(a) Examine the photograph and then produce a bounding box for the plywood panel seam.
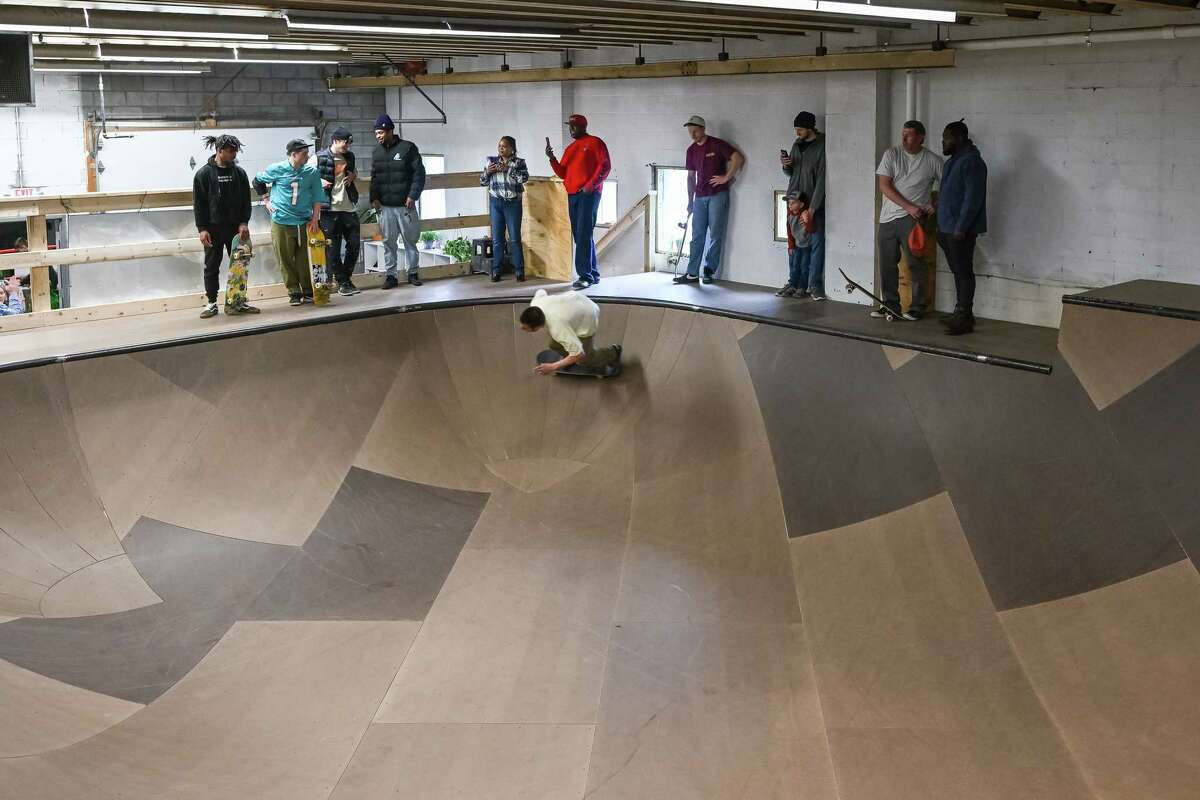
[327,621,425,799]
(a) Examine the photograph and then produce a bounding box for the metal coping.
[0,293,1055,376]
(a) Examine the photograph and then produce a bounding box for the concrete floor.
[0,287,1197,798]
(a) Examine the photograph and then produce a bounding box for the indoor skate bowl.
[0,295,1197,799]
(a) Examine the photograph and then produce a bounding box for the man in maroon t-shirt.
[675,115,744,285]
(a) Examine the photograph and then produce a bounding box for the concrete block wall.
[0,72,88,194]
[889,7,1200,326]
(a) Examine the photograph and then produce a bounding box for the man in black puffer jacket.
[192,134,253,318]
[316,127,361,296]
[369,114,426,288]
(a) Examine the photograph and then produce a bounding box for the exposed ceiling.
[4,0,1197,70]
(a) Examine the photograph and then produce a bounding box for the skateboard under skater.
[536,349,622,379]
[839,268,910,322]
[224,240,254,313]
[307,228,332,306]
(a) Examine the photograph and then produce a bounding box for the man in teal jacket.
[254,139,324,305]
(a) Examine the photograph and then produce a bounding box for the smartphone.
[780,149,789,158]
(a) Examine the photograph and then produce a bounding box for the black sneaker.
[289,295,303,306]
[810,291,827,301]
[491,273,502,283]
[613,344,622,360]
[775,285,796,297]
[408,274,423,287]
[945,314,975,336]
[200,303,219,319]
[700,273,714,285]
[382,275,399,290]
[516,274,527,282]
[337,284,356,297]
[229,303,261,315]
[571,279,592,289]
[346,280,360,292]
[672,274,698,284]
[301,295,314,305]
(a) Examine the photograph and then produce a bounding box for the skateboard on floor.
[307,229,332,306]
[224,240,252,313]
[536,349,622,379]
[839,268,909,321]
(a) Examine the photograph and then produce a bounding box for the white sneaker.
[869,308,887,319]
[901,312,919,321]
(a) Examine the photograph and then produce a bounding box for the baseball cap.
[565,113,588,127]
[684,115,706,128]
[285,139,311,155]
[331,126,353,142]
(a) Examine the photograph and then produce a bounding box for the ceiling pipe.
[846,22,1200,52]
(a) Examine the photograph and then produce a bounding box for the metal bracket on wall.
[373,54,447,124]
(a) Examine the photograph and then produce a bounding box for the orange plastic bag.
[907,221,927,254]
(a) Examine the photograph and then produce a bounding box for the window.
[774,190,789,242]
[596,180,618,226]
[419,154,446,221]
[654,166,689,255]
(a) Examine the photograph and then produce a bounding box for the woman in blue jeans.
[480,136,529,282]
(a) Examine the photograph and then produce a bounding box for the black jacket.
[192,157,252,230]
[316,147,359,209]
[370,136,426,207]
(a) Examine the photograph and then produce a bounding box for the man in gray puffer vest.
[370,114,426,288]
[781,111,827,300]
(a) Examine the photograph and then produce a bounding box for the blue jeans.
[687,191,730,278]
[567,190,601,283]
[489,195,525,276]
[788,232,825,294]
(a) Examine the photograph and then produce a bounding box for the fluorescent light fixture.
[670,0,956,23]
[286,19,562,38]
[33,59,210,73]
[40,34,346,51]
[0,1,281,19]
[0,23,268,39]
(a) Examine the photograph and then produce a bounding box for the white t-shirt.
[530,289,599,356]
[877,146,943,224]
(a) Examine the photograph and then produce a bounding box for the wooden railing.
[0,172,495,317]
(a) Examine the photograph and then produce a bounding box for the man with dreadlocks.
[193,134,255,318]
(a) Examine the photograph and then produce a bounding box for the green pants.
[550,336,619,371]
[271,222,314,298]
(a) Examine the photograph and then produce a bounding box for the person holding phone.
[781,111,827,300]
[545,114,610,289]
[480,136,529,282]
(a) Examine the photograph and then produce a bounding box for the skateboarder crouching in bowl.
[520,288,622,377]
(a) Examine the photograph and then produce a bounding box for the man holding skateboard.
[254,139,323,306]
[520,288,621,377]
[317,127,361,296]
[875,120,943,321]
[675,115,743,285]
[193,134,255,318]
[545,114,610,289]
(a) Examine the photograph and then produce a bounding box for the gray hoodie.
[782,133,826,221]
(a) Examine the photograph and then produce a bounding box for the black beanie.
[794,111,816,129]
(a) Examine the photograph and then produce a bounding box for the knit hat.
[374,114,395,131]
[331,126,353,142]
[794,111,816,129]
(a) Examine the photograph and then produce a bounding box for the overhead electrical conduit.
[847,22,1200,52]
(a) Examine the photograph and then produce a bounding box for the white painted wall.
[0,73,87,195]
[888,8,1200,325]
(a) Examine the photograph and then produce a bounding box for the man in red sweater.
[545,114,610,289]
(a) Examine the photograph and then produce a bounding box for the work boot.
[408,273,423,287]
[382,275,399,290]
[200,303,219,319]
[944,310,975,336]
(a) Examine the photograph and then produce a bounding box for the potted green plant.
[443,236,472,264]
[420,231,440,250]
